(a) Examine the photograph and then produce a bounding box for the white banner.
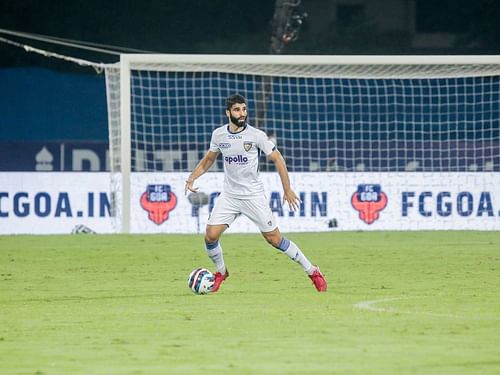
[130,172,500,233]
[0,173,113,234]
[1,172,499,234]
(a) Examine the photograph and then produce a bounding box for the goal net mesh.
[106,59,500,175]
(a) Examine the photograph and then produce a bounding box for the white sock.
[205,240,226,274]
[277,238,314,274]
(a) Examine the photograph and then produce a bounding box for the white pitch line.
[354,296,463,318]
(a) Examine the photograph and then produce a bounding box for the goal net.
[106,55,500,233]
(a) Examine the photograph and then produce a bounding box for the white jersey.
[209,124,276,198]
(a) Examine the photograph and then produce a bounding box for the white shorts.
[207,193,277,233]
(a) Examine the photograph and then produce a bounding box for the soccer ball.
[188,268,214,294]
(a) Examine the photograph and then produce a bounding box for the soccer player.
[185,94,327,293]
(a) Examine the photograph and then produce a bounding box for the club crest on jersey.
[351,184,387,224]
[140,184,177,225]
[243,141,253,152]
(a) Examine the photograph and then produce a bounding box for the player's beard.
[230,114,246,128]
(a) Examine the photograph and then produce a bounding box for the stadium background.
[1,2,499,374]
[2,0,500,172]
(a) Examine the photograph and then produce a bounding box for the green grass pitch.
[1,231,499,374]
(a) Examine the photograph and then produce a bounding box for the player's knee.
[205,224,227,244]
[204,228,222,244]
[204,233,219,244]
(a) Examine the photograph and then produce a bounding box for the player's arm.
[267,149,301,211]
[185,150,219,194]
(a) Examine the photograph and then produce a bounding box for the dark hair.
[226,94,246,110]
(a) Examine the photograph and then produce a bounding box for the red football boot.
[309,267,327,292]
[211,270,229,293]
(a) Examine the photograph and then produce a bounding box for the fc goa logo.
[140,184,177,225]
[351,184,387,224]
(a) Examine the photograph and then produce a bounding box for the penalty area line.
[354,296,463,319]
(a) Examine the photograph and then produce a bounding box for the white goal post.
[106,54,500,233]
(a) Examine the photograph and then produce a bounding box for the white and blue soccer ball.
[188,268,214,294]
